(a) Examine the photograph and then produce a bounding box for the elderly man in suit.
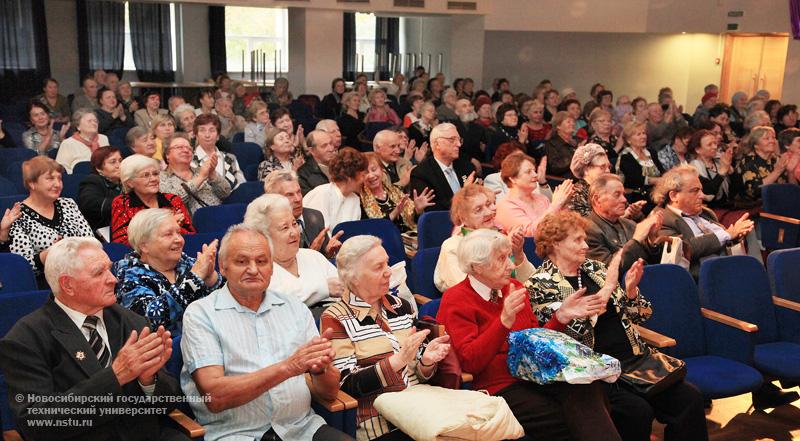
[0,237,186,441]
[373,129,413,188]
[585,173,663,276]
[264,169,343,258]
[298,130,336,195]
[409,122,476,212]
[653,165,754,278]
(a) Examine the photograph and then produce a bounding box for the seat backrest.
[60,174,83,201]
[0,176,18,197]
[699,256,779,344]
[418,298,441,320]
[0,195,25,214]
[244,163,260,182]
[333,219,406,265]
[102,242,132,263]
[71,161,93,175]
[224,181,264,205]
[0,148,36,167]
[766,248,800,341]
[417,211,453,250]
[638,264,705,358]
[763,184,800,219]
[412,247,443,300]
[0,253,37,293]
[231,132,245,143]
[165,334,183,379]
[193,203,247,233]
[363,122,393,141]
[231,142,264,169]
[183,232,223,259]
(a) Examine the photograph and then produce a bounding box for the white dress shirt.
[302,182,361,230]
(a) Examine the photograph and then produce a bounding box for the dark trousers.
[606,380,708,441]
[497,380,622,441]
[260,424,355,441]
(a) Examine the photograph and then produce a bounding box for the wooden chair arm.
[3,430,23,441]
[773,296,800,313]
[169,409,205,438]
[700,308,758,332]
[461,372,474,383]
[633,325,676,348]
[414,294,433,305]
[544,175,564,183]
[305,375,358,412]
[761,212,800,225]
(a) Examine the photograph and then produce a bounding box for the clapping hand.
[557,288,606,324]
[285,328,336,376]
[191,239,219,286]
[412,188,435,214]
[415,141,429,163]
[508,225,525,263]
[624,258,645,299]
[420,334,451,366]
[0,202,21,241]
[725,212,754,240]
[388,327,430,372]
[536,156,548,185]
[550,179,574,209]
[113,326,171,386]
[623,200,646,220]
[403,139,417,162]
[137,326,173,384]
[500,287,528,329]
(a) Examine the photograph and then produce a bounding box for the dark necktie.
[490,289,501,304]
[384,163,399,183]
[297,218,309,247]
[83,316,110,367]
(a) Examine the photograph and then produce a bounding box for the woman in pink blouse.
[495,151,574,236]
[364,88,401,125]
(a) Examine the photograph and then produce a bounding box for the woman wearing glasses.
[111,154,195,246]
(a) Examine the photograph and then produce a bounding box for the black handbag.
[619,349,687,398]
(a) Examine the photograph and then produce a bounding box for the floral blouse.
[22,128,62,155]
[566,179,591,217]
[113,251,224,335]
[257,155,294,181]
[736,151,786,201]
[524,258,653,356]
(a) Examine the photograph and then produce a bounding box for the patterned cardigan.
[524,258,653,356]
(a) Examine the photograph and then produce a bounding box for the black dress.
[78,174,123,230]
[337,112,365,150]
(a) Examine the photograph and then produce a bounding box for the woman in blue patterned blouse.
[113,208,223,335]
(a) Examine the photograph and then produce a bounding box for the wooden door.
[720,33,789,102]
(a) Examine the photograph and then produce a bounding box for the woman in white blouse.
[302,147,368,230]
[56,108,110,174]
[244,193,344,318]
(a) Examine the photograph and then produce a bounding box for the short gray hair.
[651,164,698,206]
[173,103,196,120]
[373,129,395,149]
[456,229,511,275]
[336,235,382,286]
[72,108,96,128]
[126,126,149,148]
[127,208,175,253]
[219,223,270,263]
[570,143,608,179]
[243,193,293,237]
[119,154,160,192]
[316,119,337,132]
[430,122,456,145]
[45,237,103,296]
[263,169,299,193]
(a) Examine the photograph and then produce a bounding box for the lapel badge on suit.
[75,351,86,361]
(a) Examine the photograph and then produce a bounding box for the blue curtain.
[342,12,357,81]
[375,17,399,81]
[129,2,175,82]
[77,0,124,81]
[0,0,50,101]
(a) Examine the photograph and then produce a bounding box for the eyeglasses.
[136,170,160,180]
[440,136,463,145]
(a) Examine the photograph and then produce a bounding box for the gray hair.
[45,237,103,296]
[430,122,456,145]
[570,143,608,179]
[651,164,698,206]
[589,173,623,201]
[744,110,769,131]
[263,169,299,193]
[316,119,337,132]
[306,129,329,150]
[373,129,395,149]
[125,126,150,148]
[746,126,776,153]
[243,193,293,237]
[219,223,270,263]
[72,108,96,128]
[119,154,160,192]
[173,103,196,120]
[127,208,175,254]
[336,235,383,287]
[456,229,511,275]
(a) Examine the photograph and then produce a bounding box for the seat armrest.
[633,325,676,348]
[773,296,800,313]
[761,212,800,225]
[414,294,432,305]
[305,375,358,412]
[169,409,205,438]
[4,430,23,441]
[700,308,758,332]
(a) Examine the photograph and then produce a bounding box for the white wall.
[45,0,80,92]
[482,31,722,107]
[401,16,452,80]
[179,3,211,83]
[288,8,343,97]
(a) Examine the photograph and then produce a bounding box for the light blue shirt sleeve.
[181,301,224,374]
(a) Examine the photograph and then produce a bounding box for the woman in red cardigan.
[111,154,195,245]
[437,228,621,441]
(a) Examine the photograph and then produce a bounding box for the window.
[122,2,177,71]
[355,12,376,73]
[224,7,289,78]
[0,0,37,69]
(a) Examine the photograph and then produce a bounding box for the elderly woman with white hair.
[113,208,222,335]
[436,229,622,441]
[321,235,451,441]
[244,193,343,319]
[55,108,110,173]
[111,154,195,245]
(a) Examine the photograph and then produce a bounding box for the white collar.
[54,297,103,331]
[468,275,497,302]
[434,157,454,174]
